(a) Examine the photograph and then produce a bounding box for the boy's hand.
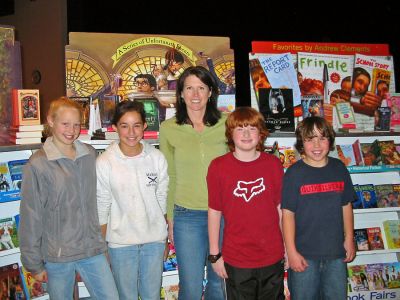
[343,237,356,263]
[211,257,228,279]
[33,270,48,282]
[287,251,308,272]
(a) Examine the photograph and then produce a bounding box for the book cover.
[301,94,324,118]
[164,284,179,300]
[98,94,120,129]
[367,227,385,250]
[257,53,301,109]
[371,69,390,99]
[360,143,373,166]
[283,148,298,169]
[249,56,271,104]
[348,265,369,292]
[134,97,160,132]
[354,228,369,251]
[375,184,395,208]
[7,159,28,192]
[352,185,363,209]
[365,263,385,290]
[0,263,26,299]
[0,161,13,195]
[12,89,41,126]
[70,96,91,129]
[20,266,48,299]
[0,215,19,252]
[297,52,354,102]
[352,139,364,166]
[389,93,400,131]
[335,102,356,127]
[384,262,400,289]
[163,242,178,272]
[391,184,400,207]
[358,184,377,208]
[336,144,356,166]
[383,220,400,249]
[378,140,400,165]
[375,106,391,132]
[258,88,295,132]
[369,139,382,165]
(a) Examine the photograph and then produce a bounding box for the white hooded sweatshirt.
[97,140,168,246]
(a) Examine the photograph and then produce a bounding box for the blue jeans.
[173,205,225,300]
[108,242,165,300]
[288,258,347,300]
[45,253,119,300]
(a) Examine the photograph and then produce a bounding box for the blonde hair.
[44,96,82,136]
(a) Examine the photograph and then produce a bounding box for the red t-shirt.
[207,152,284,268]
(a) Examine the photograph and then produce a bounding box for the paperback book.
[383,220,400,249]
[367,227,385,250]
[20,266,48,299]
[358,184,377,209]
[0,215,19,252]
[354,228,369,251]
[0,263,26,299]
[375,184,395,208]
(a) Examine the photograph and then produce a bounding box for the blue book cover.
[359,184,377,209]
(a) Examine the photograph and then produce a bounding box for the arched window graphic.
[65,50,110,97]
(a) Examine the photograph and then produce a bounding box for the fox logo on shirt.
[233,178,265,202]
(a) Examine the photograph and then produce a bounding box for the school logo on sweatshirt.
[233,178,265,202]
[146,172,158,187]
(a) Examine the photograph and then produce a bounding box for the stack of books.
[10,89,43,144]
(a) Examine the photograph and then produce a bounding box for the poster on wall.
[65,33,236,128]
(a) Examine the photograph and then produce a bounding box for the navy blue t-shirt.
[281,157,356,259]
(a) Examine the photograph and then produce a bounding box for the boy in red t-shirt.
[207,107,285,299]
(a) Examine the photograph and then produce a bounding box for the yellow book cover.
[383,220,400,249]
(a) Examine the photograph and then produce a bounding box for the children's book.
[358,184,377,208]
[335,102,356,129]
[70,96,92,129]
[0,215,19,252]
[352,185,363,209]
[375,184,395,208]
[20,266,48,299]
[383,220,400,249]
[0,159,28,203]
[348,265,370,292]
[375,106,391,132]
[365,263,385,290]
[258,88,295,132]
[12,89,41,127]
[164,284,179,300]
[257,53,301,110]
[352,139,364,166]
[371,69,391,98]
[336,144,356,167]
[301,94,324,118]
[367,227,385,250]
[378,140,400,165]
[163,242,178,272]
[391,184,400,207]
[297,52,354,102]
[0,263,26,299]
[354,228,369,251]
[133,97,160,133]
[389,93,400,131]
[384,262,400,289]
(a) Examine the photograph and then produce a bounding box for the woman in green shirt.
[160,66,227,299]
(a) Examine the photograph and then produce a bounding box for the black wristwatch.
[208,252,222,263]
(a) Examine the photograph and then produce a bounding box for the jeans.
[173,205,225,300]
[288,258,347,300]
[108,242,165,300]
[45,253,119,300]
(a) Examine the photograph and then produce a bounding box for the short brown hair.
[225,107,268,152]
[295,116,335,154]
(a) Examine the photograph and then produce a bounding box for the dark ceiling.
[66,1,400,107]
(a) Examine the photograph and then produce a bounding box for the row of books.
[249,46,396,132]
[335,139,400,167]
[352,183,400,209]
[354,227,384,252]
[0,159,28,203]
[0,262,48,300]
[348,262,400,292]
